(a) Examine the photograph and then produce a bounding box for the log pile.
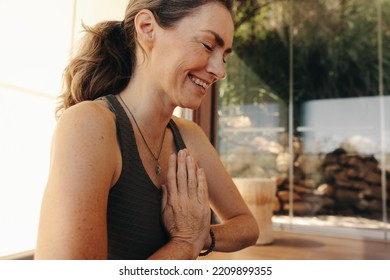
[273,147,390,219]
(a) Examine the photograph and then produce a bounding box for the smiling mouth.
[189,74,209,90]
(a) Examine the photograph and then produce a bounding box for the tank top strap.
[168,119,187,151]
[98,94,135,166]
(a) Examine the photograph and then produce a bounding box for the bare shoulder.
[171,115,216,163]
[53,99,119,154]
[51,99,120,187]
[171,115,199,130]
[57,99,116,134]
[171,115,208,144]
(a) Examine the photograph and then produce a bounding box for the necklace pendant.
[155,162,162,176]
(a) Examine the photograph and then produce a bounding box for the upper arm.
[35,101,120,259]
[173,117,252,222]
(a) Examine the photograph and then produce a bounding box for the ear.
[134,9,156,51]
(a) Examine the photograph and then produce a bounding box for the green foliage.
[228,0,390,109]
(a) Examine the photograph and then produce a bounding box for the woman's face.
[150,2,234,109]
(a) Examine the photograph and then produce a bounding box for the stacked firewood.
[273,147,390,218]
[317,148,389,216]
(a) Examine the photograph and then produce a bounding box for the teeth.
[190,75,208,89]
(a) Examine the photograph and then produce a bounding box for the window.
[216,0,389,240]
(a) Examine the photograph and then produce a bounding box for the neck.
[117,89,173,141]
[119,82,174,136]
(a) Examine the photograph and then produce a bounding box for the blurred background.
[217,0,389,240]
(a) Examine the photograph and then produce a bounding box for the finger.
[186,155,197,197]
[176,149,188,196]
[197,168,208,204]
[166,153,178,198]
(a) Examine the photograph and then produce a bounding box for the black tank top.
[102,94,186,259]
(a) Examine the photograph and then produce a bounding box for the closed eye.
[203,42,229,64]
[202,43,213,52]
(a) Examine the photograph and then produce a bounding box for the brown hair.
[56,0,234,118]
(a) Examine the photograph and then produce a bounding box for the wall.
[0,0,127,257]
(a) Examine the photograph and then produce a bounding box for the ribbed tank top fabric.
[102,94,186,260]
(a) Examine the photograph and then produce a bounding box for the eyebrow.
[201,30,233,54]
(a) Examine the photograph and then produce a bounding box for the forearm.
[204,214,259,253]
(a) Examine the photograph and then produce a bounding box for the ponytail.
[56,21,134,119]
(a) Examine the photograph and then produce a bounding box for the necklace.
[118,94,167,175]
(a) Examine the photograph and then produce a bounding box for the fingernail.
[179,149,186,158]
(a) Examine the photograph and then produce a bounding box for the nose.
[206,53,226,80]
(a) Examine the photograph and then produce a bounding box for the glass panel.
[382,0,390,235]
[217,0,390,239]
[292,0,386,231]
[217,53,288,180]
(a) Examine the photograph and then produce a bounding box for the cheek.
[171,51,206,76]
[153,45,208,85]
[191,48,209,63]
[179,49,209,72]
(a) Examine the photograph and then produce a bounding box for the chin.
[185,100,203,110]
[177,96,204,111]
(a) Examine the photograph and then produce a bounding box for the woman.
[35,0,259,260]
